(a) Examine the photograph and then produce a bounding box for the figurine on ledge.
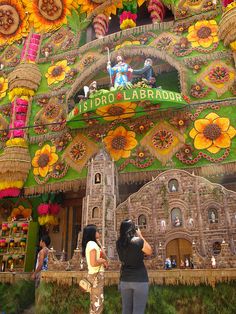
[107,55,132,89]
[131,58,156,88]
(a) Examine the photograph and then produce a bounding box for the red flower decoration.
[74,107,79,115]
[37,203,50,215]
[49,203,61,215]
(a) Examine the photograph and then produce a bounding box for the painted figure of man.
[107,55,131,88]
[132,58,156,87]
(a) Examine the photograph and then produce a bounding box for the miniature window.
[168,179,179,192]
[208,208,218,223]
[212,241,221,255]
[92,207,99,218]
[138,214,147,229]
[171,208,182,227]
[94,173,101,184]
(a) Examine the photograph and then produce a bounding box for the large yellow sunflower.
[77,0,123,16]
[0,77,8,99]
[0,0,29,45]
[45,60,71,85]
[103,126,137,161]
[32,144,58,177]
[189,112,236,154]
[187,20,218,48]
[22,0,77,33]
[96,103,137,121]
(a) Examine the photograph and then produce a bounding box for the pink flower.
[37,203,50,216]
[49,203,61,215]
[120,11,137,24]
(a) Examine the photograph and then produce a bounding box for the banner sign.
[68,88,187,122]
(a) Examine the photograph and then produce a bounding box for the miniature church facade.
[82,150,236,268]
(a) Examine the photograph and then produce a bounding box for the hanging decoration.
[37,202,61,226]
[147,0,166,23]
[93,13,109,38]
[119,0,139,30]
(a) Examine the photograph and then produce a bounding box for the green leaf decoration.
[68,9,92,33]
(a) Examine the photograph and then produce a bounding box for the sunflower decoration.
[187,20,218,48]
[22,0,78,33]
[77,0,123,16]
[0,0,29,46]
[0,77,8,99]
[189,112,236,154]
[32,144,59,177]
[45,60,71,85]
[103,126,138,161]
[96,103,137,121]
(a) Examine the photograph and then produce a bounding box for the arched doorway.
[166,238,192,268]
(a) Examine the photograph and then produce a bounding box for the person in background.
[165,257,172,270]
[180,259,185,269]
[31,234,51,288]
[171,258,177,268]
[82,225,108,314]
[116,219,152,314]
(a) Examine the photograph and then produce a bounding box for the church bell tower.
[82,149,119,258]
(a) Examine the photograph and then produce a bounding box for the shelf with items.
[0,220,38,272]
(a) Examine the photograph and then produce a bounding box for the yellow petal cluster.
[32,144,58,177]
[189,113,236,154]
[187,20,218,48]
[103,126,137,161]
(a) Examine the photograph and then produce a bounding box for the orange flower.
[103,126,137,161]
[187,20,218,48]
[45,60,71,85]
[22,0,77,33]
[96,103,136,121]
[77,0,123,16]
[32,144,58,177]
[0,0,29,45]
[189,113,236,154]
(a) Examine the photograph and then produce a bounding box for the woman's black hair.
[41,234,51,247]
[116,219,136,250]
[81,224,99,257]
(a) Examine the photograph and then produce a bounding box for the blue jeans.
[120,281,149,314]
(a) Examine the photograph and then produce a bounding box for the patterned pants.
[87,272,104,314]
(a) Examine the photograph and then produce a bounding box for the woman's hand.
[136,228,142,238]
[98,258,107,267]
[31,272,36,280]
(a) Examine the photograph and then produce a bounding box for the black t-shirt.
[116,237,148,282]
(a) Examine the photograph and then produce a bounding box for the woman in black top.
[116,219,152,314]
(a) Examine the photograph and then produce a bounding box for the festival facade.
[0,0,236,300]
